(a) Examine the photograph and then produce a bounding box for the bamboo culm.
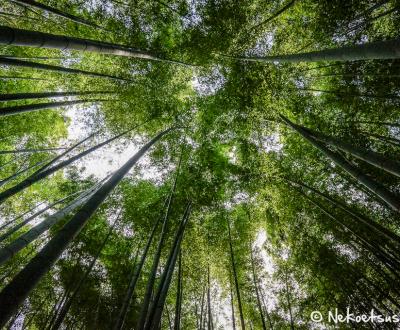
[228,219,246,330]
[0,91,115,102]
[247,0,295,33]
[0,190,83,243]
[0,127,175,327]
[296,187,400,274]
[0,26,191,66]
[229,273,236,330]
[0,158,50,188]
[0,147,67,155]
[50,211,121,330]
[302,125,400,178]
[173,250,183,330]
[151,205,191,329]
[283,178,400,247]
[280,115,400,212]
[250,249,267,330]
[0,55,68,60]
[31,130,99,177]
[144,202,192,330]
[0,99,108,117]
[0,126,137,204]
[207,266,213,330]
[0,57,130,81]
[228,38,400,63]
[0,182,102,266]
[0,200,46,232]
[136,152,183,330]
[113,212,162,330]
[12,0,103,29]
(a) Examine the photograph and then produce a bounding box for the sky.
[63,105,166,183]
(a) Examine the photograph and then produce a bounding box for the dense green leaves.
[1,0,400,328]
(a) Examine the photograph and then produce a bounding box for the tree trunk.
[207,266,213,330]
[12,0,102,29]
[259,287,274,329]
[311,73,400,79]
[0,127,174,327]
[0,158,49,188]
[0,91,114,102]
[173,250,183,330]
[166,305,173,330]
[144,202,192,330]
[284,267,295,330]
[52,213,121,330]
[31,130,98,177]
[0,10,40,22]
[0,200,46,231]
[300,124,400,178]
[229,273,236,330]
[356,121,400,128]
[363,132,400,147]
[283,178,400,247]
[297,188,400,275]
[229,38,400,62]
[113,212,162,330]
[0,57,130,81]
[248,0,295,32]
[0,26,191,65]
[45,286,72,330]
[0,147,67,155]
[136,152,183,330]
[228,219,246,330]
[0,55,68,60]
[0,182,101,266]
[199,285,205,330]
[250,250,266,330]
[280,115,400,212]
[298,87,400,99]
[0,189,83,243]
[351,0,389,22]
[346,7,398,35]
[0,125,136,203]
[0,99,107,117]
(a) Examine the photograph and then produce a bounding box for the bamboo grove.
[0,0,400,329]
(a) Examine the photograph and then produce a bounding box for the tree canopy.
[0,0,400,329]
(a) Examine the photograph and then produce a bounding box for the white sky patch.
[192,66,226,96]
[60,51,82,67]
[62,105,163,182]
[81,0,115,16]
[258,132,283,153]
[183,0,204,29]
[254,230,275,274]
[227,146,237,164]
[324,233,360,262]
[253,230,278,312]
[209,278,236,329]
[245,31,274,57]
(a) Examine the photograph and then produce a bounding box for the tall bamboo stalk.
[0,127,175,327]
